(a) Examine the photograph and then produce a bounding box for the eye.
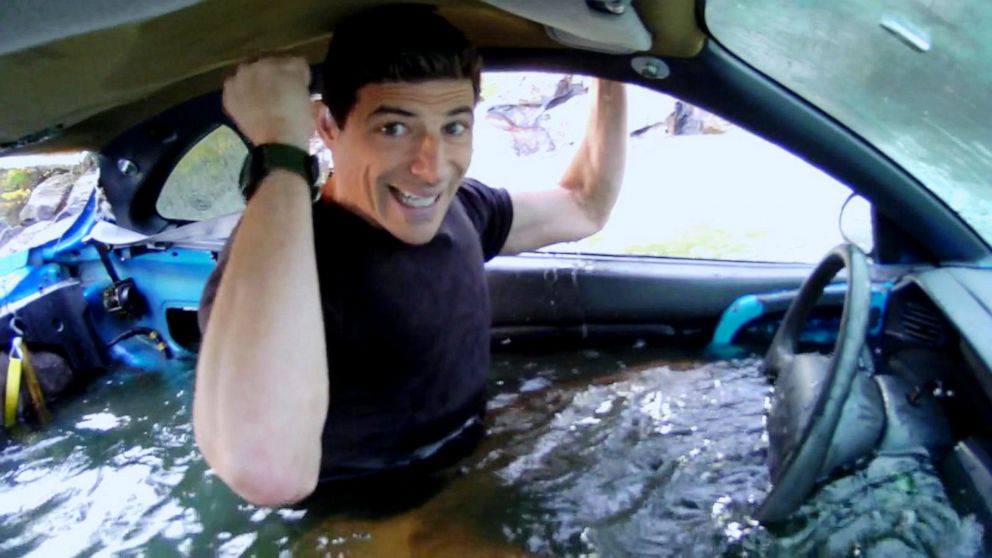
[379,122,409,137]
[443,121,470,137]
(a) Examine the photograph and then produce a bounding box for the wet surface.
[0,345,980,556]
[485,349,773,556]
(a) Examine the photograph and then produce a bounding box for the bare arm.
[500,79,627,255]
[193,58,328,506]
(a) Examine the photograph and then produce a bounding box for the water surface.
[0,345,979,556]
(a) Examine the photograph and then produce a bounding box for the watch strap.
[239,143,320,202]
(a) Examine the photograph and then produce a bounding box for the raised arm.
[193,58,328,506]
[500,79,627,255]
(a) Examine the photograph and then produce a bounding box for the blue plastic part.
[108,335,177,370]
[39,191,100,259]
[0,191,102,308]
[710,282,892,346]
[0,267,32,300]
[0,250,29,276]
[868,285,891,337]
[81,246,215,363]
[0,263,69,306]
[0,187,219,368]
[712,295,764,345]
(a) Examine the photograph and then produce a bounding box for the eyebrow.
[369,105,474,119]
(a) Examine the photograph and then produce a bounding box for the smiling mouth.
[389,186,441,208]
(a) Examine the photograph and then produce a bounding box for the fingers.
[221,56,314,149]
[232,56,310,85]
[226,57,311,97]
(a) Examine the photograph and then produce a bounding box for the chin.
[378,189,455,245]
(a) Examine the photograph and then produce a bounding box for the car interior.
[1,0,991,549]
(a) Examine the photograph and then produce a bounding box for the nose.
[409,132,443,185]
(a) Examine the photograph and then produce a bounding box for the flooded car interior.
[1,0,990,554]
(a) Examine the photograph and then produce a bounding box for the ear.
[313,101,340,148]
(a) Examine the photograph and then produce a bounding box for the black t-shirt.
[198,178,513,477]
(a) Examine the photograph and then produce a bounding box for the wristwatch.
[239,143,321,201]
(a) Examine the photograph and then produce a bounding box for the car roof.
[0,0,703,156]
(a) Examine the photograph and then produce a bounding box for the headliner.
[0,0,704,155]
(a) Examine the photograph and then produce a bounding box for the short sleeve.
[456,178,513,261]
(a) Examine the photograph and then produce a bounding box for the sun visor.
[481,0,651,53]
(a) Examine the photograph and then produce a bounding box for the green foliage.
[0,168,47,226]
[2,169,32,191]
[0,161,90,228]
[622,226,769,260]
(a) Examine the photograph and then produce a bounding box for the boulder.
[484,75,589,156]
[667,101,705,136]
[0,349,74,425]
[55,169,99,221]
[19,171,76,225]
[0,225,22,247]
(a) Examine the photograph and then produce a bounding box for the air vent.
[900,300,949,347]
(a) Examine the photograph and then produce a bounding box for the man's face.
[322,79,476,245]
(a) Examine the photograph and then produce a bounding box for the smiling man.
[193,5,626,506]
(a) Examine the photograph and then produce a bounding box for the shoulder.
[456,177,494,202]
[456,178,512,225]
[455,177,514,261]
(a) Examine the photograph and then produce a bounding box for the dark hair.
[320,4,482,128]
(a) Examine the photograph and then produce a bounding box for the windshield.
[705,0,992,246]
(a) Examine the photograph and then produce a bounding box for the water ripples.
[482,355,772,556]
[12,347,961,556]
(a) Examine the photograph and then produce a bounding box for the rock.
[486,107,554,156]
[0,225,22,248]
[29,350,75,398]
[0,349,74,424]
[0,168,110,255]
[19,171,76,225]
[483,75,589,156]
[630,102,730,139]
[666,101,705,136]
[55,169,99,222]
[0,220,58,257]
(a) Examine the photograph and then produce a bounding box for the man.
[194,5,626,507]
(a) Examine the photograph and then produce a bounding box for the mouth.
[388,186,441,209]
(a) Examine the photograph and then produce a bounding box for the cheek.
[450,140,473,171]
[340,138,391,180]
[372,137,419,167]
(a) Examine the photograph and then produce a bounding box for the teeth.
[393,188,439,208]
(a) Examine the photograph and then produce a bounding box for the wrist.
[251,169,313,201]
[248,119,311,151]
[251,132,310,152]
[239,143,320,202]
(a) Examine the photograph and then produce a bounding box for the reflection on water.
[0,346,979,556]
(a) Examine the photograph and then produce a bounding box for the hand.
[222,57,314,150]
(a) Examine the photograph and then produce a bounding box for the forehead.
[354,79,476,115]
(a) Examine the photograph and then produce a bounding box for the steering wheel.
[755,243,873,523]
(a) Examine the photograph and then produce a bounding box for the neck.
[321,173,382,229]
[319,174,338,204]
